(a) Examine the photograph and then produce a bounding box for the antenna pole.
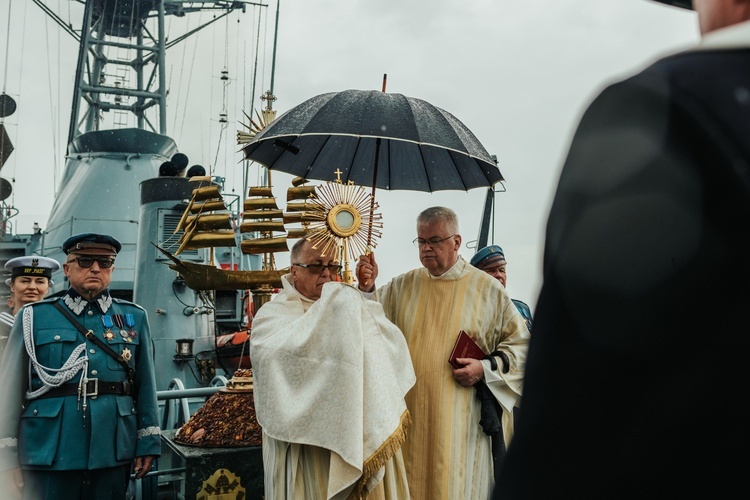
[269,0,281,99]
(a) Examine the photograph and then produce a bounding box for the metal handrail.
[157,376,228,430]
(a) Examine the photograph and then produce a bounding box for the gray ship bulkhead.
[43,129,177,298]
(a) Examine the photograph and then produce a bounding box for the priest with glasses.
[250,237,415,499]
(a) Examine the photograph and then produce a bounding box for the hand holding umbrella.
[356,252,378,292]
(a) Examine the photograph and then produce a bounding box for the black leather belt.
[33,379,132,399]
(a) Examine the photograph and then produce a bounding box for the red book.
[448,330,486,369]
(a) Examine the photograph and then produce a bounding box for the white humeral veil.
[250,276,415,499]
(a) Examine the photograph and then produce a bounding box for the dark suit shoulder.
[647,47,750,79]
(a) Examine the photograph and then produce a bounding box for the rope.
[22,306,88,400]
[1,0,12,94]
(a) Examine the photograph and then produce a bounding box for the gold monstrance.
[296,169,383,285]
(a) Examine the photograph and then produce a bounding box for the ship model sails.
[159,96,385,292]
[157,176,317,291]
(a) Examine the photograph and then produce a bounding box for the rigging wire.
[244,6,267,195]
[241,40,248,199]
[229,13,243,192]
[171,11,193,140]
[1,0,15,218]
[1,0,12,94]
[249,7,263,123]
[45,0,60,197]
[261,5,270,102]
[6,1,31,206]
[212,12,230,177]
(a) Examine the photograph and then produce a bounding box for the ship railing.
[127,375,228,499]
[158,376,228,430]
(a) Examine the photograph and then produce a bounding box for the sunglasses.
[293,263,342,274]
[69,256,116,269]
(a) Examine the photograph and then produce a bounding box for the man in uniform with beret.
[470,245,533,333]
[0,233,160,499]
[0,256,60,364]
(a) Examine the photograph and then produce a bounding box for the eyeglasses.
[292,263,343,274]
[412,234,458,248]
[69,256,115,269]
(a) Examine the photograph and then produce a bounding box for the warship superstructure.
[0,2,284,498]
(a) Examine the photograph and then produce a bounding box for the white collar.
[693,20,750,51]
[425,256,467,280]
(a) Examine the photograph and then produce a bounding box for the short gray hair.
[290,238,310,263]
[417,206,459,234]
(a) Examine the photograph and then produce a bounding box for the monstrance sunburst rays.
[236,108,277,145]
[299,179,383,285]
[237,90,279,145]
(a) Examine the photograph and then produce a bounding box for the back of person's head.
[652,0,692,9]
[653,0,750,35]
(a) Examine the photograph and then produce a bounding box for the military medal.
[114,314,129,341]
[126,313,137,339]
[121,347,132,362]
[101,315,115,340]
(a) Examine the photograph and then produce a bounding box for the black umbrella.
[240,89,503,192]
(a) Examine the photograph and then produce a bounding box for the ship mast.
[67,0,269,145]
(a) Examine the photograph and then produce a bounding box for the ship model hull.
[156,245,284,290]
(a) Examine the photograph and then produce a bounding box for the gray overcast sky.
[0,0,697,308]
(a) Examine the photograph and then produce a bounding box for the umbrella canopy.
[240,89,503,192]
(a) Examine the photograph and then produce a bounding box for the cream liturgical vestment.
[374,257,528,500]
[250,276,416,500]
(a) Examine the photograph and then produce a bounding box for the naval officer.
[0,233,160,499]
[0,256,60,364]
[470,245,533,332]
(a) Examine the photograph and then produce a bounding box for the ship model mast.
[157,90,317,305]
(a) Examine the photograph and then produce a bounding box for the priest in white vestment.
[357,207,529,500]
[250,238,416,500]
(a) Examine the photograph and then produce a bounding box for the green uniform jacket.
[0,290,161,470]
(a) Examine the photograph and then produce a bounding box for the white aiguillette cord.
[23,306,88,419]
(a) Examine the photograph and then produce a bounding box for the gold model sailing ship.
[159,92,384,292]
[157,96,317,292]
[156,174,317,291]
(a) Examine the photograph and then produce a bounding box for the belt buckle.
[84,378,99,397]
